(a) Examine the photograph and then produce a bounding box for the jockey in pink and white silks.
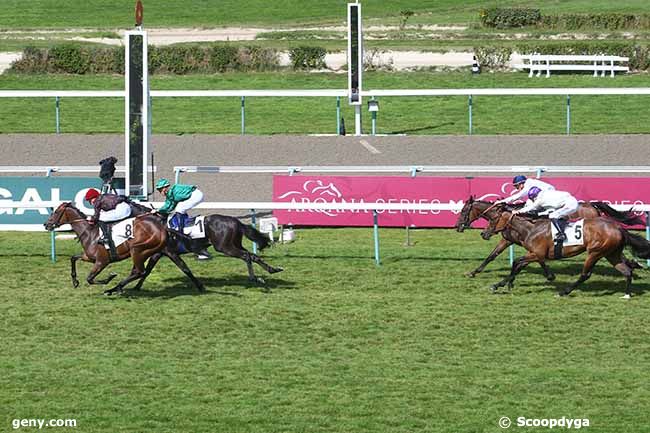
[513,186,580,242]
[497,175,555,204]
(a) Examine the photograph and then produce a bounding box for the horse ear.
[469,195,474,202]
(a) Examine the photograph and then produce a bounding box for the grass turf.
[1,71,649,135]
[1,228,650,432]
[1,1,650,28]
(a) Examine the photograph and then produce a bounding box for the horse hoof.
[465,272,476,278]
[620,294,632,300]
[270,267,284,274]
[72,280,79,288]
[546,274,556,282]
[490,285,498,293]
[103,290,113,296]
[256,277,266,285]
[557,291,568,297]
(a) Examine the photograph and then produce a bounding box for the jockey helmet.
[84,188,100,202]
[528,186,542,200]
[155,178,171,190]
[512,175,527,185]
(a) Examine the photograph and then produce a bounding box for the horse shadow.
[122,275,297,299]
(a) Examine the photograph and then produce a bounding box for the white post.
[355,105,362,136]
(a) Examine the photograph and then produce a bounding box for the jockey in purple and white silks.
[498,175,555,204]
[513,186,580,242]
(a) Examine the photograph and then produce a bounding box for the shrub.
[473,46,513,70]
[289,46,326,70]
[49,44,91,74]
[479,8,541,29]
[540,13,650,30]
[208,45,241,72]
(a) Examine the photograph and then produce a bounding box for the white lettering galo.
[0,188,93,215]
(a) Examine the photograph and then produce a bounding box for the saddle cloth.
[168,215,207,239]
[550,219,585,247]
[100,217,136,248]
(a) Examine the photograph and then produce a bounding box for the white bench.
[515,54,629,78]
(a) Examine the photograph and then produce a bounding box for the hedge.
[475,42,650,71]
[480,8,650,30]
[9,45,281,74]
[289,46,326,70]
[479,8,541,29]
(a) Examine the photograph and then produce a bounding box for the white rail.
[3,201,650,212]
[174,165,650,175]
[1,88,650,98]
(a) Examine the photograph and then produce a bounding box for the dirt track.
[2,134,649,210]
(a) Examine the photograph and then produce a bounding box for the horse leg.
[491,253,535,292]
[131,253,164,291]
[70,254,83,288]
[539,261,556,281]
[86,259,117,285]
[249,253,283,275]
[559,252,601,297]
[104,254,148,296]
[208,230,265,284]
[605,253,634,299]
[164,251,206,292]
[466,238,511,278]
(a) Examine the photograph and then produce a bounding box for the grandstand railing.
[2,88,650,135]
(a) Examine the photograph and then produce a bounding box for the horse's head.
[455,196,477,232]
[480,208,512,240]
[44,202,82,231]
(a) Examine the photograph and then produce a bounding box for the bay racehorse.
[127,201,283,285]
[44,202,204,295]
[481,206,650,298]
[455,197,643,278]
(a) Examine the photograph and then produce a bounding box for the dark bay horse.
[481,206,650,298]
[44,202,204,295]
[455,197,644,278]
[128,202,283,285]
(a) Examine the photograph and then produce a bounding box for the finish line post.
[124,6,149,200]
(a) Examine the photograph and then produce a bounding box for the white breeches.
[99,202,131,222]
[547,197,579,219]
[175,189,204,214]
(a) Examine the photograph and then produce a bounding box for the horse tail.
[591,202,645,226]
[622,229,650,259]
[242,223,270,251]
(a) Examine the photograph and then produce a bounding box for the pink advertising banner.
[272,176,650,228]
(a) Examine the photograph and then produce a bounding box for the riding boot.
[97,221,109,246]
[551,218,567,242]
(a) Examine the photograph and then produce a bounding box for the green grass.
[1,228,650,432]
[1,71,649,135]
[2,0,650,29]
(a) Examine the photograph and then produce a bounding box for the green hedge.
[479,8,541,29]
[9,45,281,74]
[540,13,650,30]
[475,41,650,71]
[480,8,650,30]
[289,46,326,70]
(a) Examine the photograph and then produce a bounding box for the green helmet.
[155,178,171,190]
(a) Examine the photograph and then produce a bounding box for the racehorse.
[480,206,650,298]
[455,197,644,278]
[44,202,205,295]
[127,201,283,285]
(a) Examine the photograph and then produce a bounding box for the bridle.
[49,203,88,228]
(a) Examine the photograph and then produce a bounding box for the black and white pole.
[472,55,481,74]
[348,2,363,136]
[124,1,149,199]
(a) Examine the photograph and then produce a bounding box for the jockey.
[154,178,210,259]
[513,186,579,242]
[497,175,555,204]
[153,178,204,231]
[84,188,132,245]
